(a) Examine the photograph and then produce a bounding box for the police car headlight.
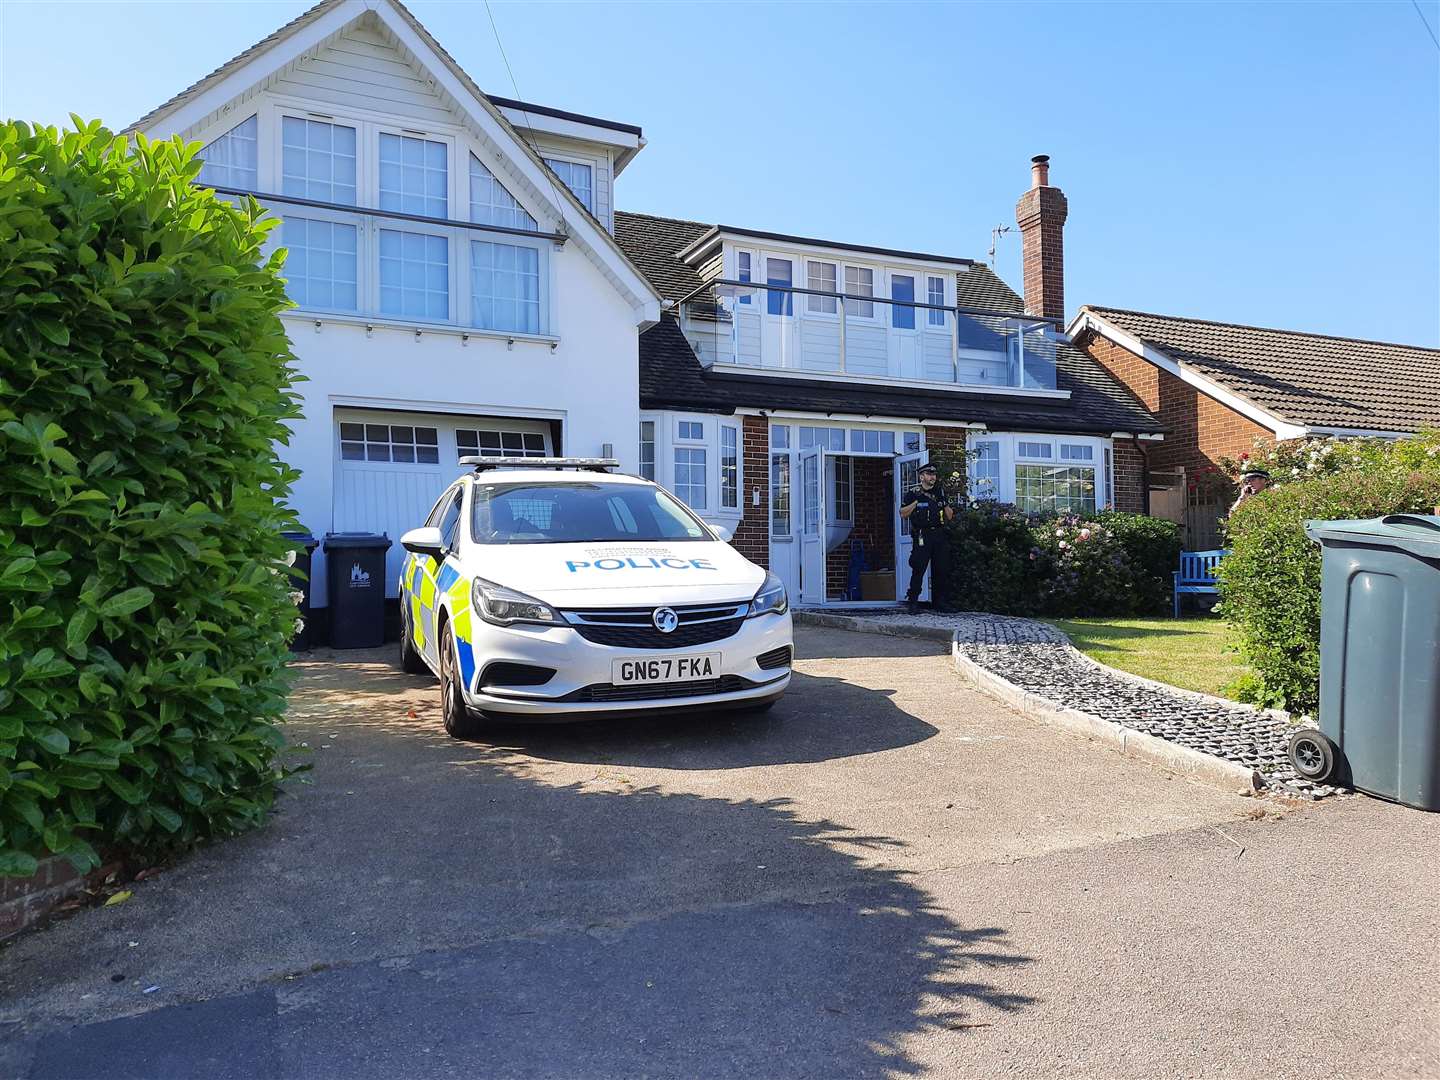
[472,577,562,627]
[747,571,788,618]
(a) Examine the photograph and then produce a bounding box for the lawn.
[1043,617,1252,701]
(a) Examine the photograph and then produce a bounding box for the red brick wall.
[825,457,894,599]
[731,415,769,568]
[1082,331,1275,477]
[1112,440,1148,513]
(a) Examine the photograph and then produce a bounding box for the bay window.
[968,434,1111,513]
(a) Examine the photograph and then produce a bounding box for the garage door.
[333,409,553,596]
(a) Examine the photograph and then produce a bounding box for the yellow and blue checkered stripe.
[404,553,476,688]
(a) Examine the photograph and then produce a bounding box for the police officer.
[900,463,955,614]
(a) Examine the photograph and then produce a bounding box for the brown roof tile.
[1084,306,1440,435]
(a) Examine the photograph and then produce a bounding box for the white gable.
[268,19,453,129]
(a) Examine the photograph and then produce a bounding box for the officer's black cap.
[918,463,937,475]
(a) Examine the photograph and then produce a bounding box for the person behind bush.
[900,463,956,613]
[1229,467,1272,516]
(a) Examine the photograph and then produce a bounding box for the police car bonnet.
[475,538,766,606]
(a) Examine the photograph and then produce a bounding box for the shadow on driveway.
[6,639,1034,1080]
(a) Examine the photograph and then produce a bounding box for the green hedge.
[0,120,302,877]
[1217,456,1440,714]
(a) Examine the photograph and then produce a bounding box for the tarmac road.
[2,626,1436,1079]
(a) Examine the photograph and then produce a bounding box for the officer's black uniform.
[903,480,951,607]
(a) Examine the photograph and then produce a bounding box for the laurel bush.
[0,119,302,877]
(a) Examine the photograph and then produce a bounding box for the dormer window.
[543,156,594,213]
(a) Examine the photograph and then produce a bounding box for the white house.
[131,0,1165,624]
[130,0,660,620]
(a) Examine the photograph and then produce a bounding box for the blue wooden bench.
[1173,549,1228,617]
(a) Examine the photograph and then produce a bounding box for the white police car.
[397,457,792,738]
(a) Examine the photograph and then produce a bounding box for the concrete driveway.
[2,626,1437,1079]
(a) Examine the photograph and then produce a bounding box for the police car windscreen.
[471,482,710,544]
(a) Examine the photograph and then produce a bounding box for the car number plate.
[612,653,720,686]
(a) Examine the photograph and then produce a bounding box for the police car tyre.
[398,605,430,676]
[440,622,486,740]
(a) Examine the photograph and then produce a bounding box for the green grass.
[1042,617,1252,701]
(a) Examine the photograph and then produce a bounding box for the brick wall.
[1082,331,1274,476]
[1112,440,1148,513]
[731,414,769,568]
[2,854,123,941]
[826,457,894,599]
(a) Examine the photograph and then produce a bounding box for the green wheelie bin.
[1292,515,1440,809]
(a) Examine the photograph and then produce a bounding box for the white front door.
[799,446,827,605]
[894,449,929,602]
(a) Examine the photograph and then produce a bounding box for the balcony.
[676,278,1059,393]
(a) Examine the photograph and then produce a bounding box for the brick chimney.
[1015,154,1068,322]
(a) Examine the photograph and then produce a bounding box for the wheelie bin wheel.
[1288,728,1338,782]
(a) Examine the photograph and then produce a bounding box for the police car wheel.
[439,622,485,740]
[398,604,429,676]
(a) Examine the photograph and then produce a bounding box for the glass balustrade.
[679,280,1058,391]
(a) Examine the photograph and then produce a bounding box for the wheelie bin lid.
[1304,514,1440,558]
[282,529,319,550]
[322,531,392,552]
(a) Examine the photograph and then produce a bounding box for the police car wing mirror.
[710,523,734,544]
[400,526,446,560]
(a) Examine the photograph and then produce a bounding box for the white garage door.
[333,409,553,596]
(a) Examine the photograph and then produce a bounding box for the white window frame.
[541,152,598,215]
[640,412,745,521]
[376,127,453,219]
[925,275,948,329]
[805,260,839,316]
[735,249,755,305]
[279,114,360,205]
[967,432,1113,512]
[213,99,558,337]
[197,113,260,190]
[843,265,876,320]
[720,422,740,510]
[638,419,656,481]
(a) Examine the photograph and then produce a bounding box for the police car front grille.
[568,675,749,703]
[561,602,749,650]
[569,619,745,650]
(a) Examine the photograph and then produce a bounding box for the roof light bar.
[462,456,620,473]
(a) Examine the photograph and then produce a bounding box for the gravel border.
[793,608,1340,799]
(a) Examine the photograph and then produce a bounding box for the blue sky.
[2,0,1437,345]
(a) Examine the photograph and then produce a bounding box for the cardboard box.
[859,571,895,601]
